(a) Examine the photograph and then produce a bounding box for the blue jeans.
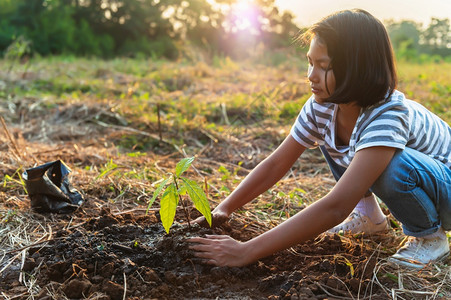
[320,146,451,237]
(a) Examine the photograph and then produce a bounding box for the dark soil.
[1,200,397,299]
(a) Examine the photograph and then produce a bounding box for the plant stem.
[157,102,162,144]
[173,175,191,230]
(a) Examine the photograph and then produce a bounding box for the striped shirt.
[290,90,451,168]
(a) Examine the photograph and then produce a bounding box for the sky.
[274,0,451,27]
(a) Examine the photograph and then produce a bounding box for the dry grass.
[373,261,451,299]
[1,57,450,299]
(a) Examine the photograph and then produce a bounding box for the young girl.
[188,9,451,269]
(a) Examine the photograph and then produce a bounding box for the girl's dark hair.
[300,9,397,108]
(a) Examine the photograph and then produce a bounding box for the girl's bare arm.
[189,146,396,267]
[212,135,306,216]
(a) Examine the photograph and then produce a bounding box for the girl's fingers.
[205,234,229,239]
[187,235,245,267]
[189,243,215,252]
[193,251,215,259]
[206,259,217,265]
[187,235,229,244]
[187,237,213,244]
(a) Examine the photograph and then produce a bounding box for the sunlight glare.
[230,0,260,31]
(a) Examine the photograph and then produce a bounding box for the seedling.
[4,35,32,75]
[147,157,212,233]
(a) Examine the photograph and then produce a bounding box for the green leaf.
[295,188,307,194]
[342,257,354,277]
[146,178,169,215]
[175,157,195,178]
[277,191,286,198]
[160,183,178,233]
[390,219,400,228]
[178,183,188,196]
[96,159,118,179]
[180,177,212,227]
[384,273,399,282]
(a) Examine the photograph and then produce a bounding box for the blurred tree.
[68,0,176,57]
[0,0,21,15]
[386,20,421,61]
[386,18,451,60]
[0,0,301,59]
[183,0,226,56]
[4,0,70,55]
[8,0,46,30]
[386,20,421,51]
[421,18,451,56]
[263,7,300,48]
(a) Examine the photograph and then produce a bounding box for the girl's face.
[307,36,336,103]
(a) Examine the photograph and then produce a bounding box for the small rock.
[164,271,177,284]
[348,277,361,291]
[326,277,341,289]
[62,279,92,299]
[91,275,104,284]
[99,262,115,278]
[144,269,160,282]
[22,258,36,272]
[298,287,315,297]
[158,283,170,294]
[103,280,124,300]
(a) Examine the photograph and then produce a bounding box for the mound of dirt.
[1,202,396,299]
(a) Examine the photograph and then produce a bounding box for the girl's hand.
[191,208,229,228]
[187,235,252,267]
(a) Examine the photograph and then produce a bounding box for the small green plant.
[4,35,32,75]
[2,168,26,192]
[96,159,120,179]
[147,157,212,233]
[1,209,18,224]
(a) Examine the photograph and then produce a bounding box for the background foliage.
[386,18,451,62]
[0,0,300,59]
[1,0,449,61]
[0,0,451,62]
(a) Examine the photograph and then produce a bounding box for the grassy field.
[396,61,451,122]
[1,56,450,234]
[1,56,450,299]
[1,55,450,241]
[2,56,450,122]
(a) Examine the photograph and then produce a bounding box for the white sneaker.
[328,211,390,235]
[389,236,450,269]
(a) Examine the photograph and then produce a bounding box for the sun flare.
[229,0,260,31]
